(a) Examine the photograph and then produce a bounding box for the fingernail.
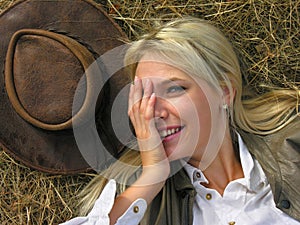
[150,92,155,100]
[132,76,138,85]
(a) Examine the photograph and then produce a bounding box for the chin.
[164,143,194,162]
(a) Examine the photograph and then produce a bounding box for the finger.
[132,76,143,107]
[128,82,134,115]
[144,92,156,120]
[145,93,159,147]
[128,83,137,127]
[138,93,160,151]
[139,79,153,133]
[128,77,142,123]
[142,78,152,98]
[139,78,153,117]
[132,77,143,127]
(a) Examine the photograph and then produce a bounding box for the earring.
[222,104,231,119]
[222,104,228,110]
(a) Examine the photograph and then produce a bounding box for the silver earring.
[222,104,228,110]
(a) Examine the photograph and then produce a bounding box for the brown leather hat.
[0,0,130,174]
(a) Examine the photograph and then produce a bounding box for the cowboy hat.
[0,0,130,174]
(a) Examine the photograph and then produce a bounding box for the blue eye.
[167,85,186,94]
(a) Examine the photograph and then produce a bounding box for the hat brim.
[0,0,130,174]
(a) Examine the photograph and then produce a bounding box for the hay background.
[0,0,299,224]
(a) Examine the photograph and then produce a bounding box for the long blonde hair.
[78,17,299,215]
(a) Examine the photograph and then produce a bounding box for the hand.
[128,77,170,181]
[108,79,170,224]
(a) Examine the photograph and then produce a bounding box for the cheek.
[194,101,212,153]
[194,101,212,130]
[169,99,194,123]
[178,97,213,149]
[171,97,213,150]
[174,97,212,128]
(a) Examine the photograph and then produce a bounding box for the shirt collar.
[182,160,208,184]
[182,133,268,192]
[238,133,268,191]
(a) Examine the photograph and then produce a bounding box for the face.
[135,58,227,165]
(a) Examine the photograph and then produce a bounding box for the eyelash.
[167,85,186,94]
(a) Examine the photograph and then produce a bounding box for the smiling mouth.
[159,126,184,139]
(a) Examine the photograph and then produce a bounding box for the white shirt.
[59,179,147,225]
[183,134,300,225]
[61,134,299,225]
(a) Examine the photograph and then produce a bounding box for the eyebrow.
[160,77,186,85]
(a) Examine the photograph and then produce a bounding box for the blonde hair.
[124,17,299,134]
[78,17,299,215]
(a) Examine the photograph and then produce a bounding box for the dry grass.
[0,151,94,224]
[100,0,300,92]
[0,0,299,224]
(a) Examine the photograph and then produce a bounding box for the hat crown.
[13,32,86,125]
[5,29,98,130]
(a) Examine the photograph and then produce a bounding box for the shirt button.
[228,222,236,225]
[133,206,139,213]
[280,200,291,209]
[206,193,212,200]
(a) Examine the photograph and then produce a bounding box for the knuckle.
[136,129,149,139]
[140,105,146,114]
[144,113,152,120]
[132,103,140,111]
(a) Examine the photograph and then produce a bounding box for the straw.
[0,0,299,224]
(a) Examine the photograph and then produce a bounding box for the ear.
[222,85,236,106]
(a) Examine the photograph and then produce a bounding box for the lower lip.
[162,127,183,143]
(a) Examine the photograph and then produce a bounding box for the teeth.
[160,130,167,137]
[159,127,181,138]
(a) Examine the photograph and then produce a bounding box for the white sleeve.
[59,179,147,225]
[115,198,147,225]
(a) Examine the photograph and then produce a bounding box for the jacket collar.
[170,161,195,192]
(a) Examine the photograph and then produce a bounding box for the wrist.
[139,159,170,186]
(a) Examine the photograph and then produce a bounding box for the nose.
[154,96,169,119]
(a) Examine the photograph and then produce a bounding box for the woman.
[62,17,300,225]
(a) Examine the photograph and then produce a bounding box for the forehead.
[136,60,189,81]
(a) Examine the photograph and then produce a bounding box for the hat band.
[5,29,101,131]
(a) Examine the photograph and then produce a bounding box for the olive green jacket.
[140,116,300,225]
